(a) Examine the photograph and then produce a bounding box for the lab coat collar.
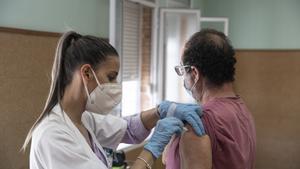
[51,104,109,167]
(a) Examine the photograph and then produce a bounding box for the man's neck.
[201,82,236,104]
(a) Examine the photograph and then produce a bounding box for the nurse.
[22,31,205,169]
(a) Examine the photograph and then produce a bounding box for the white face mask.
[109,103,122,117]
[183,73,198,98]
[83,69,122,115]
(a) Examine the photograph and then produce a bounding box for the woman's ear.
[80,64,95,96]
[80,64,93,81]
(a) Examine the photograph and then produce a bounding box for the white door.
[158,9,201,103]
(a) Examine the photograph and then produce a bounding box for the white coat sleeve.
[82,112,127,150]
[34,126,106,169]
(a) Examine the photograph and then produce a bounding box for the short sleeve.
[201,110,217,152]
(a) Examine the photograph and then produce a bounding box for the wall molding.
[0,27,61,37]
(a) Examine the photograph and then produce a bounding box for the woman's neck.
[201,82,236,104]
[60,84,86,125]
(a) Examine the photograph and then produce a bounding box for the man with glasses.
[163,29,256,169]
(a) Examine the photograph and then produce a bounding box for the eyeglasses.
[174,65,191,76]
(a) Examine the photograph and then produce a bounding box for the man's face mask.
[83,69,122,115]
[175,65,199,98]
[183,70,198,98]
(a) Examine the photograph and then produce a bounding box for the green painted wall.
[191,0,205,11]
[202,0,300,49]
[1,0,299,49]
[0,0,109,37]
[0,0,201,38]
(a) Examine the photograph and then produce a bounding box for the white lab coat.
[30,104,127,169]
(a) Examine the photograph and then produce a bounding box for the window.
[110,0,158,150]
[121,1,142,116]
[110,0,158,118]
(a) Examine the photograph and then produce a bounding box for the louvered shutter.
[122,1,141,81]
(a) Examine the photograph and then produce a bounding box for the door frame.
[200,17,229,36]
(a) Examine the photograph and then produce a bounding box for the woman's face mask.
[83,69,122,115]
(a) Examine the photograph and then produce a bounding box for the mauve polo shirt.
[165,96,256,169]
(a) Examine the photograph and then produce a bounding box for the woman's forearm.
[140,108,160,130]
[129,109,159,169]
[131,149,155,169]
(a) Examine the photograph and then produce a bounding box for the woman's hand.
[144,117,184,158]
[158,100,205,136]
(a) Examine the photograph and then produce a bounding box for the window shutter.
[122,1,141,81]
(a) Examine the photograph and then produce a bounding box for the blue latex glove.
[158,100,205,136]
[144,117,184,159]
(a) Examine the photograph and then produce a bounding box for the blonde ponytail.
[21,31,77,152]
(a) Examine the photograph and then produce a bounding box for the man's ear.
[191,66,200,82]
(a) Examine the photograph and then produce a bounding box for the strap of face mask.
[89,68,121,105]
[83,67,101,103]
[83,78,92,102]
[191,76,199,90]
[90,68,103,90]
[190,66,199,92]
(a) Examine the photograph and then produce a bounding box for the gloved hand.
[144,117,184,159]
[158,100,205,136]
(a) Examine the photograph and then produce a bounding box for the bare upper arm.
[179,125,212,169]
